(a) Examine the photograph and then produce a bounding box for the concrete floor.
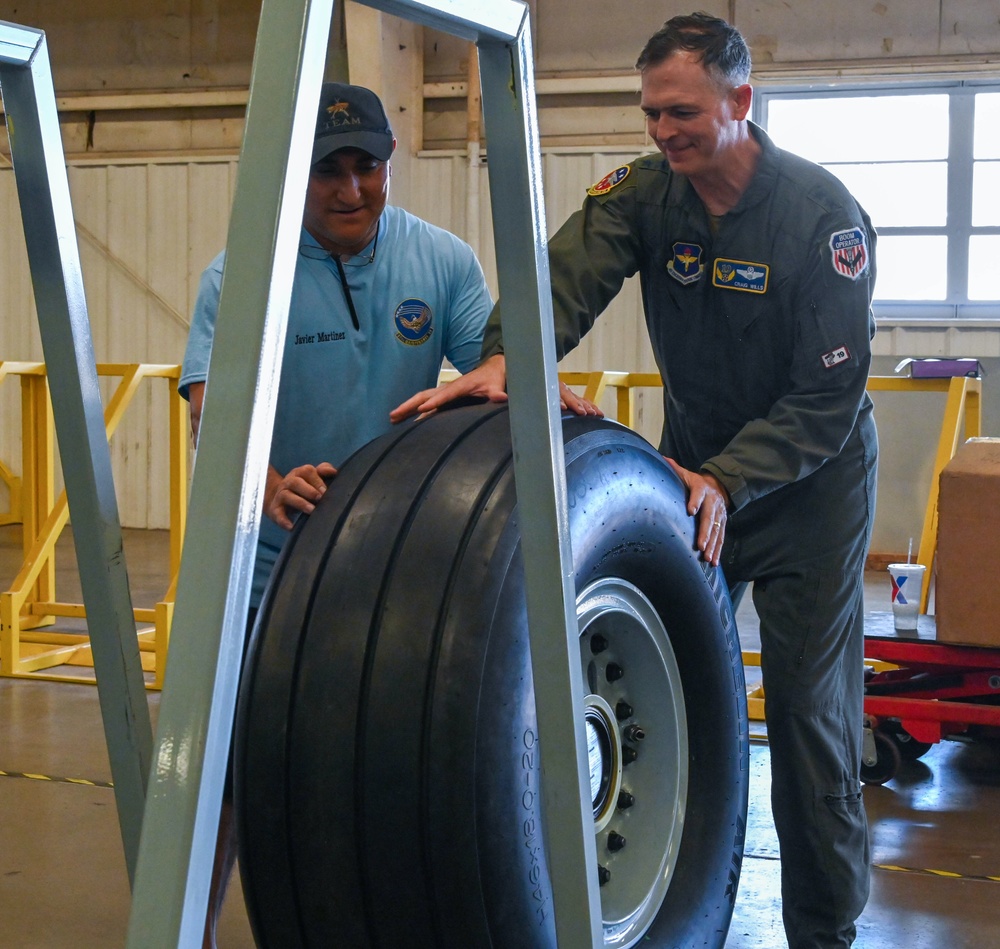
[2,526,999,948]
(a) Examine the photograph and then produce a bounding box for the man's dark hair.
[635,12,751,87]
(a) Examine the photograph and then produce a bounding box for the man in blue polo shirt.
[181,81,495,611]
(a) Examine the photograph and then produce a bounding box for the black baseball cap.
[312,82,394,164]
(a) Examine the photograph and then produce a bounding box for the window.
[756,82,1000,321]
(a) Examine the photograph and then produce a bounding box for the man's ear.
[732,83,753,121]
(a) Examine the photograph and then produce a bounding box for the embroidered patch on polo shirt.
[587,165,630,196]
[712,258,769,293]
[394,299,434,346]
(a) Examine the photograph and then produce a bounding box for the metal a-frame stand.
[4,1,602,945]
[0,20,152,885]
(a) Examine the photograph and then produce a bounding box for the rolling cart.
[861,611,1000,784]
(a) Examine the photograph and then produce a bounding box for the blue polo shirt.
[180,204,492,604]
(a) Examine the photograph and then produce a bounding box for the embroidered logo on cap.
[587,165,630,196]
[829,228,868,279]
[666,242,704,285]
[323,99,362,129]
[821,345,851,369]
[394,299,434,346]
[712,258,769,293]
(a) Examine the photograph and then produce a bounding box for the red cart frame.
[860,630,1000,784]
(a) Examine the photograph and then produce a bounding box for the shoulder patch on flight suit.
[587,165,630,196]
[829,227,868,280]
[712,258,769,293]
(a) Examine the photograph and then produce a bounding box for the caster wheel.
[861,727,902,785]
[888,726,933,761]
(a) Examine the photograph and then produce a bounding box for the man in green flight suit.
[393,12,878,949]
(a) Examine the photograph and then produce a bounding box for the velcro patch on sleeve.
[829,227,869,279]
[587,165,630,196]
[821,345,851,368]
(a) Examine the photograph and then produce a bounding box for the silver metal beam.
[0,22,40,65]
[353,0,523,41]
[354,3,602,943]
[124,1,335,945]
[0,21,152,885]
[477,18,604,949]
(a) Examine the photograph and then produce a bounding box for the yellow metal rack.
[0,362,187,689]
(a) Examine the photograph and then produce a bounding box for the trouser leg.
[754,569,870,949]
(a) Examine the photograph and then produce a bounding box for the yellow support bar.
[0,458,22,526]
[20,371,55,627]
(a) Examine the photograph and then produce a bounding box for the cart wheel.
[860,728,902,785]
[888,725,933,761]
[234,402,750,949]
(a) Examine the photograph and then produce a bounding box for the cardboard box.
[936,438,1000,647]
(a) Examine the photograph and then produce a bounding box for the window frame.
[754,78,1000,324]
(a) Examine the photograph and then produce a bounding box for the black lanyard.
[334,255,361,330]
[333,225,379,332]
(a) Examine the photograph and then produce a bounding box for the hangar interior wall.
[1,0,998,554]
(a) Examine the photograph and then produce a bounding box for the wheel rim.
[576,577,689,948]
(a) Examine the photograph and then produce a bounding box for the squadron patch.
[666,242,705,285]
[587,165,630,196]
[712,258,769,293]
[394,298,434,346]
[821,345,851,369]
[829,228,868,280]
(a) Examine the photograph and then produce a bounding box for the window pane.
[974,93,1000,159]
[872,236,948,300]
[972,161,1000,225]
[766,95,948,163]
[968,235,1000,300]
[827,162,946,226]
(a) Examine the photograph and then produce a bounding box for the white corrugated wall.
[0,160,237,529]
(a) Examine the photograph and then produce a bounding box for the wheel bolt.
[623,723,645,742]
[598,864,611,886]
[606,662,624,682]
[608,831,627,853]
[590,633,609,655]
[622,745,638,765]
[617,790,635,810]
[615,700,633,720]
